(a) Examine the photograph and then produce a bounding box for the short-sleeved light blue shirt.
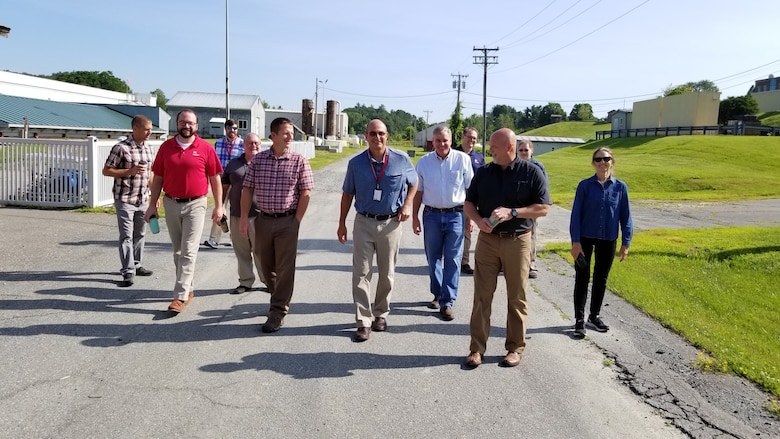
[342,148,417,215]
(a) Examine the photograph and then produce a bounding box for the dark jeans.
[573,237,616,321]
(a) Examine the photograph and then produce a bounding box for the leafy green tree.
[495,113,515,131]
[45,70,131,93]
[404,126,416,141]
[150,88,167,111]
[685,80,719,93]
[449,101,464,142]
[539,102,566,125]
[718,95,759,124]
[664,84,695,96]
[569,103,594,121]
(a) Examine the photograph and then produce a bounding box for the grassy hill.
[541,135,780,207]
[522,121,611,141]
[759,111,780,126]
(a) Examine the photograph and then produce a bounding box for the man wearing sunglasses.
[517,139,548,279]
[338,119,418,342]
[205,119,244,249]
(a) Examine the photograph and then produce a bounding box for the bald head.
[489,128,518,167]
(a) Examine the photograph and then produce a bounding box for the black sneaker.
[587,315,610,332]
[574,320,586,338]
[461,264,474,275]
[118,273,134,288]
[136,267,153,276]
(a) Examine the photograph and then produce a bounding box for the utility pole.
[451,73,468,108]
[225,0,230,119]
[423,110,432,126]
[473,46,498,153]
[313,78,319,142]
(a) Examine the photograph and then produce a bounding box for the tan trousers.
[229,215,265,288]
[461,223,473,266]
[469,231,531,354]
[208,198,230,242]
[163,196,207,300]
[351,214,402,327]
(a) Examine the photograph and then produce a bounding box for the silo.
[301,99,314,135]
[325,100,339,138]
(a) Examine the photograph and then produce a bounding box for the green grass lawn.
[545,227,780,397]
[542,135,780,208]
[523,121,611,141]
[759,111,780,127]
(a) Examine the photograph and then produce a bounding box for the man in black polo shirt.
[463,128,551,368]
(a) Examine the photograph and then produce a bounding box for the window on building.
[238,120,248,129]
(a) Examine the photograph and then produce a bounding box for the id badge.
[373,189,382,201]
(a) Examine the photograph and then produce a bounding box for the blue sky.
[3,0,779,124]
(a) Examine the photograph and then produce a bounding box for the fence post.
[87,136,100,208]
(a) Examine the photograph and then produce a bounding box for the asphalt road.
[1,155,778,438]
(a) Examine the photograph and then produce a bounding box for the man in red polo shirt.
[145,109,224,314]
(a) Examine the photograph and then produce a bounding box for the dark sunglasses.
[368,131,387,137]
[226,126,238,131]
[593,156,612,163]
[519,149,529,152]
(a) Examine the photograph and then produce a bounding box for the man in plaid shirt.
[239,117,313,333]
[205,118,244,249]
[102,115,156,287]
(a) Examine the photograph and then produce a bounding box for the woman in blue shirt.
[569,147,633,338]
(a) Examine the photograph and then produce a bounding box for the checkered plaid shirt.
[104,137,155,205]
[214,136,244,169]
[243,148,313,213]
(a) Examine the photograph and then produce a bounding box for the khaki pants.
[163,196,207,300]
[351,214,402,327]
[469,231,531,354]
[208,198,230,243]
[229,215,265,288]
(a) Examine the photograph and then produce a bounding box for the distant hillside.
[758,111,780,126]
[541,135,780,207]
[522,121,610,141]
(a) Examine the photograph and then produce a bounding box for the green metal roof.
[0,94,157,132]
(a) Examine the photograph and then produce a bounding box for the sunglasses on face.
[226,126,238,131]
[593,156,612,163]
[519,149,529,152]
[368,131,387,137]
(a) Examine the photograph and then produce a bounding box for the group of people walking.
[102,113,632,368]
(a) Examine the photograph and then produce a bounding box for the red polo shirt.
[152,135,222,198]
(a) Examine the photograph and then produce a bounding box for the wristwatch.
[511,208,518,218]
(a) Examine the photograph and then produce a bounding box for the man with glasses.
[338,119,418,342]
[145,109,224,314]
[518,139,548,279]
[454,127,485,275]
[222,133,265,295]
[205,119,244,249]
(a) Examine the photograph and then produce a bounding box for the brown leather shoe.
[371,317,387,332]
[440,306,454,321]
[427,299,440,310]
[262,316,284,333]
[354,326,371,342]
[500,351,521,367]
[465,352,482,369]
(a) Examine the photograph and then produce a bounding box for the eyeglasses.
[178,121,197,126]
[226,126,238,131]
[368,131,387,137]
[519,149,529,152]
[593,156,612,163]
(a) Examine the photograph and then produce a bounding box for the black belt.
[260,209,296,218]
[425,205,463,213]
[358,211,398,221]
[164,194,206,203]
[493,229,531,238]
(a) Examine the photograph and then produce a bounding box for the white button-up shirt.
[415,149,474,208]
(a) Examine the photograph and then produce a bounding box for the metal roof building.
[167,91,266,139]
[0,94,166,139]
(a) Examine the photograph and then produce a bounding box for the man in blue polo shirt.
[337,119,418,342]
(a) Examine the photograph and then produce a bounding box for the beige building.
[751,89,780,113]
[631,92,720,129]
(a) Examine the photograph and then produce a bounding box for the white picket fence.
[0,137,315,208]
